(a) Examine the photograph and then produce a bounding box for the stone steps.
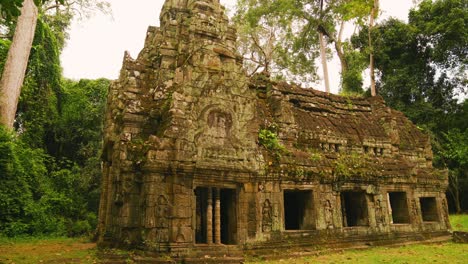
[96,233,452,263]
[246,234,452,260]
[182,257,244,264]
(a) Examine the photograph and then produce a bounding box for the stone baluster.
[206,188,213,244]
[214,188,221,244]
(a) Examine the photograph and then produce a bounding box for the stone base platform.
[97,231,452,263]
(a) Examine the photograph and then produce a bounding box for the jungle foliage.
[0,2,109,237]
[234,0,376,92]
[350,0,467,212]
[0,77,109,237]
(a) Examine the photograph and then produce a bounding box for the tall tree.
[234,0,375,92]
[444,127,468,213]
[234,0,320,83]
[368,0,378,96]
[351,0,467,210]
[0,0,38,129]
[234,7,283,77]
[318,0,330,93]
[0,0,109,129]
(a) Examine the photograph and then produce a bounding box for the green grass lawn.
[450,214,468,231]
[246,242,468,264]
[0,237,97,264]
[0,240,466,264]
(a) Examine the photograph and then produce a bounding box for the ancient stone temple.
[97,0,451,258]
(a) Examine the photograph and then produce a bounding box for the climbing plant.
[259,125,287,161]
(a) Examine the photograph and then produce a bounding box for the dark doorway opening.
[284,190,315,230]
[195,187,208,244]
[341,191,369,227]
[388,192,410,224]
[420,197,439,222]
[194,187,237,245]
[220,188,237,245]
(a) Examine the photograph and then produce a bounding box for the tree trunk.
[0,0,38,129]
[368,0,379,97]
[449,173,462,214]
[334,20,348,86]
[319,31,330,93]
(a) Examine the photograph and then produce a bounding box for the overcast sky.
[61,0,415,93]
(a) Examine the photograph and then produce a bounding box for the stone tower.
[98,0,451,257]
[98,0,261,251]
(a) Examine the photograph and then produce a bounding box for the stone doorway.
[194,187,237,245]
[341,191,369,227]
[220,189,237,244]
[283,190,315,230]
[195,187,208,244]
[388,192,410,224]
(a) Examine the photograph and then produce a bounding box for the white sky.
[61,0,415,94]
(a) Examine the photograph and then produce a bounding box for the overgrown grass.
[0,236,97,264]
[247,243,468,263]
[450,214,468,232]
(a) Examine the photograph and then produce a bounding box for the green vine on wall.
[333,152,376,181]
[308,148,323,162]
[258,125,287,161]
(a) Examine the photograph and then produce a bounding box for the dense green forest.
[0,0,466,238]
[0,0,109,237]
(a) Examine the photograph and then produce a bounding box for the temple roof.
[250,76,440,182]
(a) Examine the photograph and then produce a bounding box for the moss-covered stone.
[97,0,451,259]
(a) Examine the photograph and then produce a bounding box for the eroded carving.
[324,199,334,229]
[262,199,273,232]
[375,199,385,225]
[156,195,169,229]
[206,110,232,139]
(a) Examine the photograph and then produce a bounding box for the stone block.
[453,232,468,243]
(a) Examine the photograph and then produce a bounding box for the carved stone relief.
[156,195,170,243]
[156,195,170,228]
[410,199,419,224]
[324,199,334,229]
[206,110,232,141]
[176,223,185,242]
[375,199,385,225]
[262,199,273,232]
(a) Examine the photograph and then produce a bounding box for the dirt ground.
[0,238,97,264]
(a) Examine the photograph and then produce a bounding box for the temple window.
[284,190,315,230]
[341,191,369,227]
[388,192,410,224]
[420,197,439,222]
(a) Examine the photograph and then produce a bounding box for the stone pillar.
[214,188,221,244]
[206,188,213,244]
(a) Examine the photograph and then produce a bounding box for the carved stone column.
[206,188,213,244]
[214,188,221,244]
